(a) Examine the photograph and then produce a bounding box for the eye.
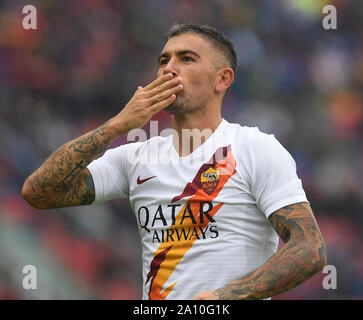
[159,59,169,66]
[183,56,194,62]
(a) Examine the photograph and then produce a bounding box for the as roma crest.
[201,167,221,195]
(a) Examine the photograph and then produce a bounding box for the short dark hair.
[165,23,237,74]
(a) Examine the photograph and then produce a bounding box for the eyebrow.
[157,50,201,64]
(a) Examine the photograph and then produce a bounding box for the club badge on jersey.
[201,167,221,195]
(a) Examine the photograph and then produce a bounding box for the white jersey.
[87,119,308,300]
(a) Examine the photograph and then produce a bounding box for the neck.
[170,107,222,157]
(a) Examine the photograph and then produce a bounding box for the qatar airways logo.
[137,201,219,243]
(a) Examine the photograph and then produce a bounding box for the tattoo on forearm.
[54,160,85,192]
[25,122,115,208]
[213,202,327,300]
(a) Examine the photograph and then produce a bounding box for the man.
[22,24,327,300]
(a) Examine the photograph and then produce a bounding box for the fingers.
[136,73,183,115]
[149,94,177,114]
[148,83,183,105]
[143,73,174,91]
[144,76,181,98]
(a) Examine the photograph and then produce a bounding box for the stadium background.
[0,0,362,299]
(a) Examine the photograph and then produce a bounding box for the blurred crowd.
[0,0,362,299]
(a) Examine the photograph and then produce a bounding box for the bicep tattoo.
[57,168,95,207]
[268,202,324,246]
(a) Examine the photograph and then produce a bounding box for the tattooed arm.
[22,73,183,209]
[22,120,119,209]
[192,202,327,300]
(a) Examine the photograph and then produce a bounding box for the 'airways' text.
[152,225,218,243]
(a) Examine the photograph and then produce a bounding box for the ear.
[215,68,234,94]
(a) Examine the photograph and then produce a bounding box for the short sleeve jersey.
[87,119,308,300]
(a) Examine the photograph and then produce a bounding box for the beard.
[164,96,186,115]
[165,89,208,115]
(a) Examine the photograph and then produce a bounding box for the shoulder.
[127,135,170,154]
[224,121,294,179]
[107,135,169,153]
[223,120,280,152]
[103,135,170,165]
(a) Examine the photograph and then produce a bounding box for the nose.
[162,57,178,77]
